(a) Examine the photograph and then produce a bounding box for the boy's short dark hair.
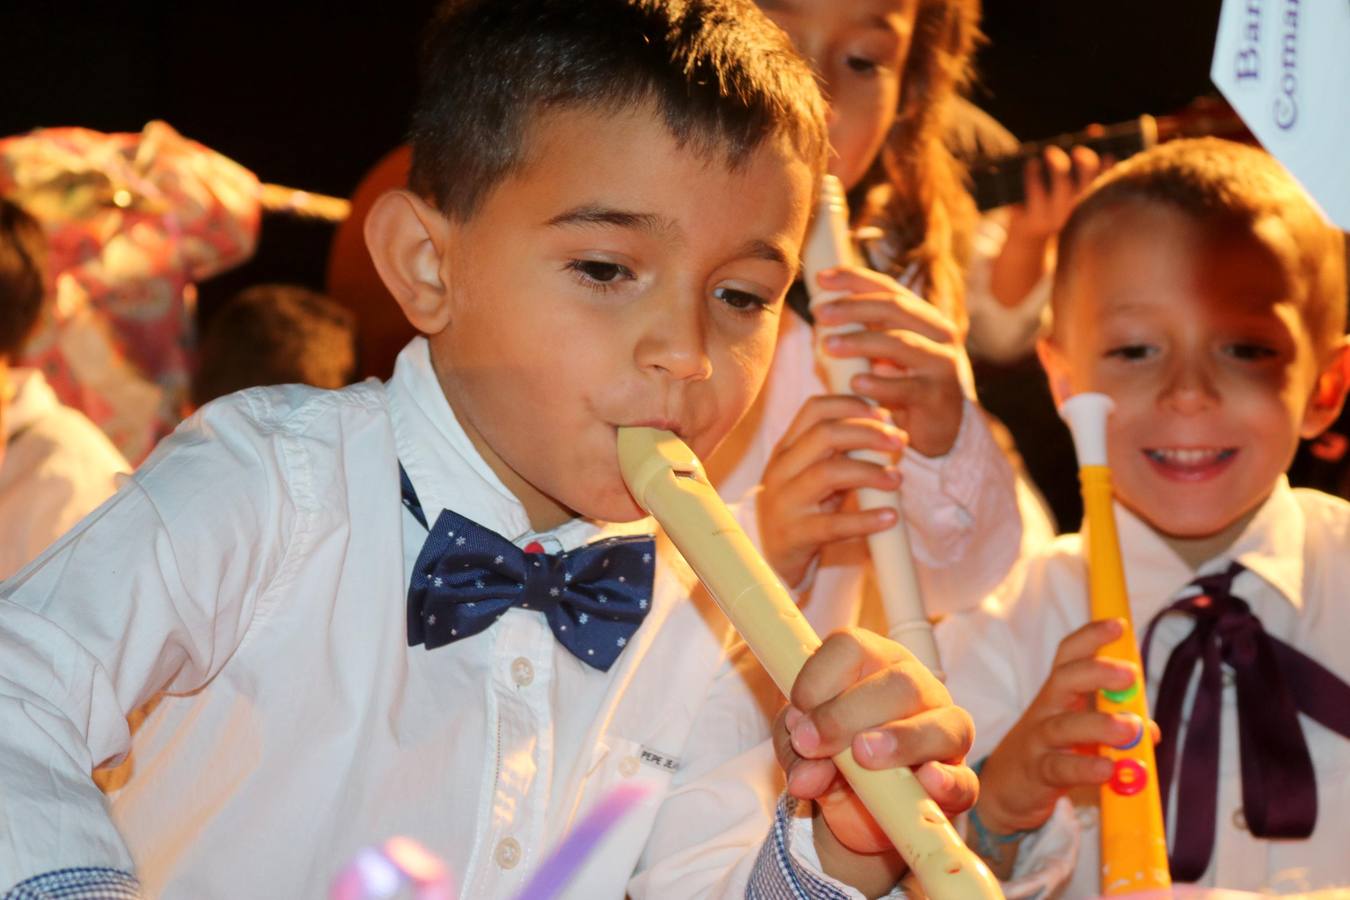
[192,284,358,407]
[1053,138,1348,351]
[0,198,47,360]
[408,0,828,221]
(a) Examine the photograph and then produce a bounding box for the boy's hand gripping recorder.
[799,174,941,674]
[617,427,1000,900]
[1060,394,1172,895]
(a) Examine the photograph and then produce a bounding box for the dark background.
[0,1,1248,529]
[0,1,1229,306]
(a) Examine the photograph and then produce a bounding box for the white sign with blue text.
[1211,0,1350,230]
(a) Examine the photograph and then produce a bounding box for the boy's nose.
[1160,358,1220,412]
[634,296,713,383]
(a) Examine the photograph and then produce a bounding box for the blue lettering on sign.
[1273,0,1300,129]
[1236,0,1261,80]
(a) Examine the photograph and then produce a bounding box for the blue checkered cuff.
[4,868,140,899]
[746,793,857,899]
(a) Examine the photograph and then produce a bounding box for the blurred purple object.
[513,783,653,900]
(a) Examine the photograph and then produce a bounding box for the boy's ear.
[1036,336,1074,409]
[364,189,455,335]
[1300,338,1350,439]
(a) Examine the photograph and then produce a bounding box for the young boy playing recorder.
[0,2,977,897]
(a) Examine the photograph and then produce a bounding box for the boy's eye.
[845,55,880,74]
[713,285,770,312]
[1104,344,1156,362]
[566,259,634,290]
[1225,342,1279,361]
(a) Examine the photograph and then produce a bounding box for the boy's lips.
[620,419,689,440]
[1141,446,1238,482]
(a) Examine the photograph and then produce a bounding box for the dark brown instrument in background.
[966,97,1251,211]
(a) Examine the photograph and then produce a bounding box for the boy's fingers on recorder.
[914,760,981,818]
[812,264,910,301]
[1051,617,1126,666]
[1035,749,1115,790]
[789,630,952,758]
[824,326,957,376]
[850,706,976,774]
[771,450,904,504]
[770,397,904,467]
[776,706,840,799]
[1038,708,1144,756]
[1036,655,1137,713]
[785,508,903,552]
[813,291,957,345]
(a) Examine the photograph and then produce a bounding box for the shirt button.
[1232,807,1247,831]
[494,837,522,869]
[619,756,640,777]
[510,657,534,687]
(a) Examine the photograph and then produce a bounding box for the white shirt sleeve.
[898,399,1027,614]
[963,210,1052,366]
[0,392,301,887]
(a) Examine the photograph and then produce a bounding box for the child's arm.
[988,145,1102,312]
[0,393,298,890]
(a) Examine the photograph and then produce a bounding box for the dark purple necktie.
[1142,561,1350,882]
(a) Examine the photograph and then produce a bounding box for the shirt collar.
[385,337,603,552]
[1111,477,1305,612]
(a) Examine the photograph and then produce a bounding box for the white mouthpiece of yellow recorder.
[1060,393,1114,467]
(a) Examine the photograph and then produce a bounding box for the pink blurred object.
[0,121,261,462]
[330,783,651,900]
[329,836,455,900]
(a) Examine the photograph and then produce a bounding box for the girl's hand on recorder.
[973,618,1151,837]
[813,267,969,458]
[757,395,907,588]
[771,628,978,893]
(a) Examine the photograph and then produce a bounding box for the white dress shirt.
[938,480,1350,895]
[0,368,129,580]
[0,339,873,899]
[708,307,1044,635]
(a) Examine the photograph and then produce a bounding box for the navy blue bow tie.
[399,464,655,671]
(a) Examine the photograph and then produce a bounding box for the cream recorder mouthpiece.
[1059,392,1114,467]
[801,174,856,304]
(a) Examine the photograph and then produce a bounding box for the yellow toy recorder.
[1059,394,1171,895]
[617,427,1000,900]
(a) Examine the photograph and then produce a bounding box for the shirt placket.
[466,568,558,896]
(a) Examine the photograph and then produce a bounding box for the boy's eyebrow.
[545,205,676,235]
[546,205,795,272]
[736,238,793,271]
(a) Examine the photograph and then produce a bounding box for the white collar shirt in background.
[0,339,867,899]
[938,481,1350,896]
[0,367,128,580]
